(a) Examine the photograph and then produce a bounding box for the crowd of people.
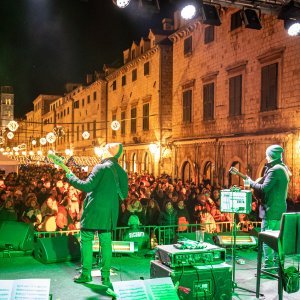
[0,164,299,234]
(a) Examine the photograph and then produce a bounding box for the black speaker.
[241,9,262,30]
[151,260,232,300]
[0,221,34,251]
[34,235,81,263]
[201,4,221,26]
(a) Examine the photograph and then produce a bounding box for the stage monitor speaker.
[0,221,34,251]
[213,232,257,247]
[151,260,232,300]
[34,235,80,263]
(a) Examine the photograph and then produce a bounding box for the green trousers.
[80,229,112,279]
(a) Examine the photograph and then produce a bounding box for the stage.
[0,248,299,300]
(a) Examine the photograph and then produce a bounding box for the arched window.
[132,153,137,172]
[121,154,126,170]
[229,161,242,187]
[182,161,192,184]
[143,152,149,173]
[203,161,213,185]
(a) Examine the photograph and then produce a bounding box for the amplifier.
[155,243,226,268]
[150,260,232,300]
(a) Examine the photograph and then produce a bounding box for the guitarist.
[247,144,290,270]
[66,143,128,287]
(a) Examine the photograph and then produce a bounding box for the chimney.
[173,11,181,30]
[86,74,93,84]
[162,18,173,30]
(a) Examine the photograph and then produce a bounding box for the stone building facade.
[105,24,173,176]
[8,7,300,198]
[169,8,300,197]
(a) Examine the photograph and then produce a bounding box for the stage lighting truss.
[113,0,131,8]
[180,1,222,25]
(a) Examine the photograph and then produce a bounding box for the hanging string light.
[40,138,47,145]
[111,120,120,131]
[32,139,37,146]
[65,149,73,156]
[46,132,56,144]
[7,120,19,132]
[7,132,14,139]
[82,131,90,140]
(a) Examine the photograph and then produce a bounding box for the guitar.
[229,167,264,203]
[47,153,71,174]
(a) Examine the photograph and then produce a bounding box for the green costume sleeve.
[67,165,103,193]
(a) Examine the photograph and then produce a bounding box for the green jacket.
[68,157,128,230]
[251,159,289,220]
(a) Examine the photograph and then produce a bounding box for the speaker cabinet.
[151,260,232,300]
[0,221,34,251]
[34,235,80,264]
[241,9,262,30]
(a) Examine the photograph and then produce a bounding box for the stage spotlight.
[112,0,131,8]
[278,0,300,35]
[286,20,300,36]
[181,3,198,20]
[201,4,221,26]
[241,8,262,30]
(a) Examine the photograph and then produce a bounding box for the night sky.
[0,0,172,118]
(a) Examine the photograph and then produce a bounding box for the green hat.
[266,144,284,159]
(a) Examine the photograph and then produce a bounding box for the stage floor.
[0,247,299,300]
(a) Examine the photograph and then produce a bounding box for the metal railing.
[34,221,262,248]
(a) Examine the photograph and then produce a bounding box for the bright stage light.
[278,0,300,35]
[288,22,300,35]
[113,0,131,9]
[181,4,197,20]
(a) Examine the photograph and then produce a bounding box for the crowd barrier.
[34,221,262,248]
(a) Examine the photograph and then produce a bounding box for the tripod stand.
[222,186,264,297]
[230,212,262,296]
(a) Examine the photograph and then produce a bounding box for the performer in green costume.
[248,144,290,268]
[66,143,128,286]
